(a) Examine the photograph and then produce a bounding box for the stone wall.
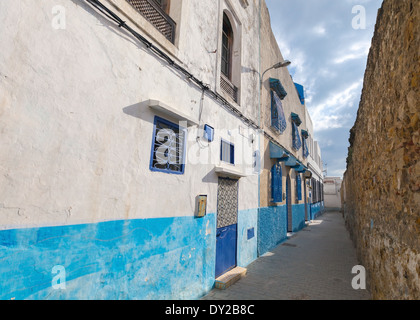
[342,0,420,299]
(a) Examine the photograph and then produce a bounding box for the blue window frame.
[271,162,282,203]
[221,139,234,165]
[296,173,302,201]
[150,116,187,174]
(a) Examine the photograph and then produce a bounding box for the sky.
[265,0,383,178]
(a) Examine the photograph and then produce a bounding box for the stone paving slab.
[202,211,371,300]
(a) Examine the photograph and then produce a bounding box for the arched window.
[221,13,233,80]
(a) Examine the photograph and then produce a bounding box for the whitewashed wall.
[0,0,260,230]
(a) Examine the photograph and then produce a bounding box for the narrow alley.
[203,211,371,300]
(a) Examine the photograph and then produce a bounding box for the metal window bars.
[126,0,176,43]
[220,74,239,103]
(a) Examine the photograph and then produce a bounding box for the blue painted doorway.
[215,178,238,278]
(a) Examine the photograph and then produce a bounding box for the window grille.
[220,74,239,103]
[150,116,186,174]
[126,0,176,43]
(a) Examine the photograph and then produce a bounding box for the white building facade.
[0,0,324,299]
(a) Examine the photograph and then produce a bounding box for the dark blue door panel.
[215,224,237,278]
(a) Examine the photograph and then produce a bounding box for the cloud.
[309,80,362,131]
[333,41,371,64]
[265,0,382,177]
[312,24,327,36]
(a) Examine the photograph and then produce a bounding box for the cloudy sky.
[266,0,383,177]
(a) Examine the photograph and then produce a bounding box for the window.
[271,163,282,203]
[311,178,317,203]
[270,78,287,134]
[301,130,309,158]
[150,116,186,174]
[296,174,302,201]
[221,13,233,79]
[221,139,235,165]
[220,12,239,103]
[292,122,302,151]
[291,113,302,151]
[126,0,176,43]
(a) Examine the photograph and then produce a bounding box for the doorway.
[215,177,239,277]
[286,174,292,232]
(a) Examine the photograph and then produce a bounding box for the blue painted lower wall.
[0,214,216,300]
[257,205,287,256]
[310,201,324,220]
[0,203,315,300]
[237,208,258,268]
[291,204,306,233]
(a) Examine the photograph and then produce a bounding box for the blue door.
[215,178,238,278]
[215,224,237,277]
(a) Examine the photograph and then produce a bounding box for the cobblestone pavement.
[202,211,371,300]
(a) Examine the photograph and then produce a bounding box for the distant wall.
[343,0,420,299]
[324,177,342,209]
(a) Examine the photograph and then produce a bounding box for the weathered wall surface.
[343,0,420,299]
[0,0,261,299]
[324,177,342,209]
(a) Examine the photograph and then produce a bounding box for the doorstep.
[215,266,247,290]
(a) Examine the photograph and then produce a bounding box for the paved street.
[203,211,371,300]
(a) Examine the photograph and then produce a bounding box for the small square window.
[203,124,214,142]
[220,140,234,165]
[150,116,187,174]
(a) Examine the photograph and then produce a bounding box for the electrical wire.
[83,0,295,163]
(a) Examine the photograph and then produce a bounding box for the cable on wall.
[83,0,296,163]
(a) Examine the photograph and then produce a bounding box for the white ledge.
[214,164,248,179]
[148,99,199,127]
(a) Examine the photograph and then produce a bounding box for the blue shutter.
[303,138,309,158]
[230,143,235,165]
[269,78,287,100]
[271,91,287,133]
[271,163,282,202]
[292,122,302,151]
[296,174,302,201]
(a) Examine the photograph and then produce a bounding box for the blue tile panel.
[0,214,216,300]
[257,206,288,256]
[292,204,306,232]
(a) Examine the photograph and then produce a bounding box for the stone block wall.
[342,0,419,299]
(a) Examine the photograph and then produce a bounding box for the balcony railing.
[220,74,238,103]
[126,0,176,44]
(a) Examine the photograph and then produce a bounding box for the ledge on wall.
[148,99,199,127]
[214,163,248,179]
